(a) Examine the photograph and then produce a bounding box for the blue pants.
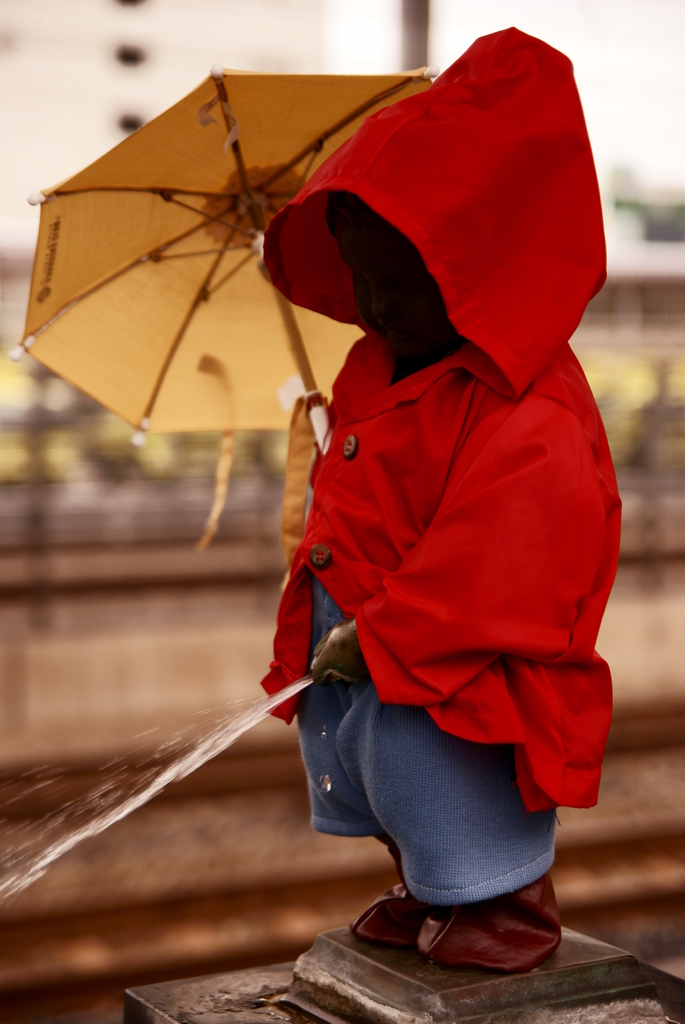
[297,578,556,905]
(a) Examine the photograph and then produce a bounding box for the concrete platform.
[124,927,681,1024]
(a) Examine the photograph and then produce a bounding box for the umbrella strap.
[281,396,315,577]
[197,431,235,550]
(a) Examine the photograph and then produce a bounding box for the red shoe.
[417,872,561,972]
[351,882,434,948]
[350,836,433,948]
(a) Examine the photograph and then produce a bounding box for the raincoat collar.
[333,333,486,425]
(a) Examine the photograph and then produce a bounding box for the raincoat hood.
[264,27,606,398]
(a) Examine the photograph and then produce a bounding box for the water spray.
[0,675,312,903]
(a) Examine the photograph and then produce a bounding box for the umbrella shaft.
[232,142,265,231]
[273,290,317,393]
[213,75,265,232]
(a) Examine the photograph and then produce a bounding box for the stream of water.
[0,675,312,903]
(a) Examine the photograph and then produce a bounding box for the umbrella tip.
[131,417,151,448]
[422,65,440,80]
[27,192,46,206]
[210,63,224,80]
[8,336,34,361]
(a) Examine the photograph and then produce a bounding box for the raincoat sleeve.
[355,392,608,715]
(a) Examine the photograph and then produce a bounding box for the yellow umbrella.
[13,65,434,544]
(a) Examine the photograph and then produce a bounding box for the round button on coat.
[343,434,359,460]
[309,544,332,569]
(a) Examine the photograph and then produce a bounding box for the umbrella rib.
[260,76,416,191]
[50,187,238,198]
[206,251,255,296]
[166,196,254,238]
[24,255,158,346]
[150,200,245,259]
[286,149,320,201]
[141,249,227,424]
[149,201,236,253]
[157,245,246,260]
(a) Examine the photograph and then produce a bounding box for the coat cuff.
[260,661,300,724]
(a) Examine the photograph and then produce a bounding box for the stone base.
[124,962,295,1024]
[285,927,667,1024]
[124,927,678,1024]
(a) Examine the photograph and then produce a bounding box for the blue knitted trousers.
[297,577,556,905]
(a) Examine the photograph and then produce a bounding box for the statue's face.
[335,214,461,360]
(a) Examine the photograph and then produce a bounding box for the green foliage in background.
[579,351,685,469]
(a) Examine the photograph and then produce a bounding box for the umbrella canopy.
[16,68,432,437]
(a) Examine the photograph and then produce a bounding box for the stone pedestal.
[124,927,681,1024]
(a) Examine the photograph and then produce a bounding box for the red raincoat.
[260,28,621,812]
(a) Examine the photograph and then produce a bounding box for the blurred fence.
[575,276,685,562]
[2,251,685,569]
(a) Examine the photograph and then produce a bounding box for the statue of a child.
[260,27,621,973]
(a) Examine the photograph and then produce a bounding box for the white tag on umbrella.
[221,100,240,150]
[223,121,240,151]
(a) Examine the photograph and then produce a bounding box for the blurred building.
[1,0,324,220]
[0,0,402,220]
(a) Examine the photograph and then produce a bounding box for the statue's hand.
[311,618,369,686]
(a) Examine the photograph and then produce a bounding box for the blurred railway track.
[0,696,683,1021]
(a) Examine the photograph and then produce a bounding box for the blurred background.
[1,1,685,1021]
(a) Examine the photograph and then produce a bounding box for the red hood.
[264,28,606,398]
